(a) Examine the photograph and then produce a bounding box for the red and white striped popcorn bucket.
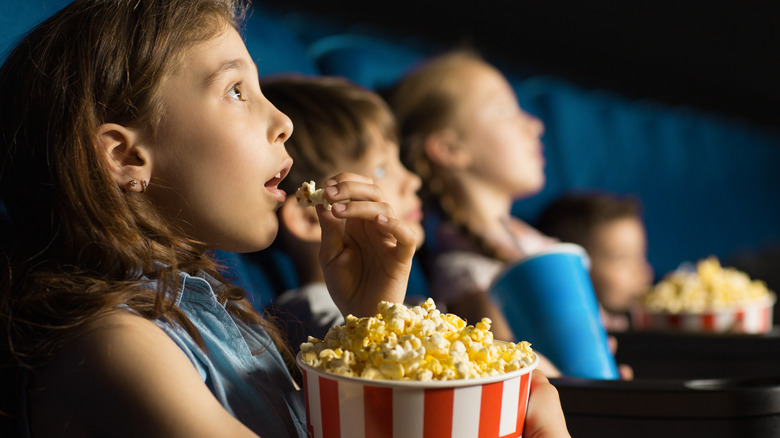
[631,296,775,334]
[297,354,538,438]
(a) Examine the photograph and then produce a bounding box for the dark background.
[262,0,780,130]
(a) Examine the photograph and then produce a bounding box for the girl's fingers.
[373,215,419,258]
[316,204,346,258]
[322,175,385,205]
[526,370,571,438]
[325,172,374,185]
[329,200,395,222]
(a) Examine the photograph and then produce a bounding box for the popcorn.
[299,298,536,381]
[640,256,775,313]
[296,180,332,210]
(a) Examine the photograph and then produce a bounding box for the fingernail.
[332,203,346,212]
[325,186,338,197]
[377,214,388,223]
[325,179,337,187]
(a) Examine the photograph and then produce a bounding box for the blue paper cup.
[489,243,619,379]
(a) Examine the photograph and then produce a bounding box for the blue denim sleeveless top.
[16,268,307,437]
[149,269,307,437]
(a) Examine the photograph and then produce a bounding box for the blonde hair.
[389,51,509,260]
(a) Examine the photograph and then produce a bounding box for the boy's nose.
[405,167,422,193]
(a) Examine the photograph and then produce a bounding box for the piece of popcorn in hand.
[296,180,332,210]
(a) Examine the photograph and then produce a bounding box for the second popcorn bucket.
[297,299,539,438]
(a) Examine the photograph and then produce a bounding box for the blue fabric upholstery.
[242,6,319,77]
[4,0,778,305]
[0,0,72,62]
[308,34,429,90]
[212,248,300,309]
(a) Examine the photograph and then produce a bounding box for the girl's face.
[348,132,425,247]
[452,61,546,198]
[146,26,294,252]
[588,217,654,312]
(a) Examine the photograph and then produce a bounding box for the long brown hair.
[0,0,291,375]
[388,51,510,261]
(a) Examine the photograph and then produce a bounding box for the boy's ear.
[279,198,322,243]
[423,129,472,169]
[95,123,152,192]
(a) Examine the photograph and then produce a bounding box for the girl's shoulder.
[506,217,559,257]
[28,311,256,437]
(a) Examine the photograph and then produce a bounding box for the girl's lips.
[265,180,287,202]
[265,160,292,202]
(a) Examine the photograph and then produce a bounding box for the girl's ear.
[279,198,322,243]
[95,123,152,192]
[423,129,473,169]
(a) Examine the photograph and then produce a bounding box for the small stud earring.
[141,179,149,193]
[129,179,138,189]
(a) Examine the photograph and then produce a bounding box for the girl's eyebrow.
[203,58,258,87]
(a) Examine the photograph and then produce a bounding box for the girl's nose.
[269,108,293,144]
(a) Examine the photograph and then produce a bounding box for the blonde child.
[0,2,568,437]
[388,51,558,343]
[535,192,654,332]
[259,74,424,347]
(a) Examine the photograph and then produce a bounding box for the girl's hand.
[315,172,417,317]
[524,370,571,438]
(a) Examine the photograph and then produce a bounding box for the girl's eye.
[373,166,387,179]
[227,82,244,101]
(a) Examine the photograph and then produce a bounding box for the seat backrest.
[242,5,319,77]
[0,0,71,63]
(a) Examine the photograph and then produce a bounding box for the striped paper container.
[631,296,775,334]
[297,354,538,438]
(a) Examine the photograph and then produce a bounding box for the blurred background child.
[535,192,654,332]
[387,50,558,343]
[257,74,425,349]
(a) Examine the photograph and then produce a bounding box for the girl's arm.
[29,311,259,438]
[315,172,418,317]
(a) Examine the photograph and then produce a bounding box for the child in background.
[535,192,654,332]
[259,74,425,348]
[387,51,558,344]
[262,73,561,377]
[0,1,418,435]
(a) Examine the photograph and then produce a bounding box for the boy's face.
[588,217,654,313]
[144,26,294,252]
[347,131,425,248]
